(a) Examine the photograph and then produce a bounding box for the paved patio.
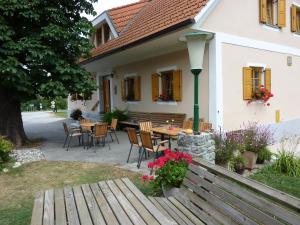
[23,112,175,172]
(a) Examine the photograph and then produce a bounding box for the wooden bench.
[31,178,175,225]
[119,111,186,128]
[152,158,300,225]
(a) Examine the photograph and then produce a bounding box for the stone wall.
[177,132,215,164]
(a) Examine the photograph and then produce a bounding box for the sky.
[85,0,139,20]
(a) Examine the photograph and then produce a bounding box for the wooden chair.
[182,120,193,130]
[138,131,169,169]
[126,128,142,163]
[62,122,82,151]
[139,121,160,143]
[108,118,119,144]
[89,123,110,151]
[200,122,213,132]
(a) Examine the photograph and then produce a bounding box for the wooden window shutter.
[134,76,141,101]
[291,5,297,32]
[151,73,159,101]
[265,68,271,92]
[277,0,286,27]
[173,70,182,101]
[260,0,267,23]
[243,67,253,100]
[121,80,126,101]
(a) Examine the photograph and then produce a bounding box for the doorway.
[102,78,111,113]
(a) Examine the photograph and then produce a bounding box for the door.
[103,79,111,113]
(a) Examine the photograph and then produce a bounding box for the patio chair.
[62,122,82,151]
[183,120,193,130]
[138,131,169,169]
[89,123,110,151]
[139,121,160,144]
[126,128,142,163]
[108,118,119,144]
[200,122,213,132]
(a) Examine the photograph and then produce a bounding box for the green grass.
[0,161,149,225]
[250,165,300,199]
[53,110,68,118]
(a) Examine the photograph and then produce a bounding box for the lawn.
[53,110,68,118]
[250,165,300,199]
[0,161,148,225]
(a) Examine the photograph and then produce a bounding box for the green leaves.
[0,0,97,101]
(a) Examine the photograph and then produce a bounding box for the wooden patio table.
[151,127,192,149]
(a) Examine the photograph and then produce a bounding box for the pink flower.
[148,162,154,168]
[149,176,154,181]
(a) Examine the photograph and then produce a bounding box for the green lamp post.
[181,32,213,134]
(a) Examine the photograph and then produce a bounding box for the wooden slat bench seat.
[153,158,300,225]
[119,111,186,129]
[31,178,176,225]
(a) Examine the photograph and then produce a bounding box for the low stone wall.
[177,132,215,164]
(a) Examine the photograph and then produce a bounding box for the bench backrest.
[180,159,300,225]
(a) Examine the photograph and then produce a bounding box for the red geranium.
[248,85,274,106]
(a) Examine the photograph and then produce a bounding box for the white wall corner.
[209,34,223,130]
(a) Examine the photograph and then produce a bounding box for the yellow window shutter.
[291,5,297,32]
[173,70,182,101]
[121,80,126,101]
[151,73,159,101]
[260,0,267,23]
[134,76,141,101]
[243,67,253,100]
[277,0,286,27]
[265,68,271,92]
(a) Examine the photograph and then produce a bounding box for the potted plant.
[142,150,192,197]
[213,131,236,169]
[229,155,247,175]
[247,85,274,106]
[256,147,272,164]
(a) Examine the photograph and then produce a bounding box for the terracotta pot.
[242,151,258,170]
[162,184,181,197]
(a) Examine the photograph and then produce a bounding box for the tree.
[0,0,97,146]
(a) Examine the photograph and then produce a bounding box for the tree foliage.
[0,0,97,101]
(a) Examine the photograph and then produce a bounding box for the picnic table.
[31,178,175,225]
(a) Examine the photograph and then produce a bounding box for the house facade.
[69,0,300,134]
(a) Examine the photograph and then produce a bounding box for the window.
[291,5,300,33]
[152,70,182,102]
[243,67,271,100]
[121,76,141,101]
[260,0,286,28]
[94,23,112,46]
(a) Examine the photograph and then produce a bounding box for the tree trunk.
[0,89,29,147]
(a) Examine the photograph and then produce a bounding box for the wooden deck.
[31,178,176,225]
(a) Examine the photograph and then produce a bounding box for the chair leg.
[107,138,111,150]
[63,135,68,148]
[114,130,119,144]
[66,135,72,151]
[109,132,113,142]
[127,144,133,163]
[137,148,145,168]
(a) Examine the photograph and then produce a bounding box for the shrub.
[0,136,14,163]
[238,123,273,154]
[70,108,82,120]
[257,147,272,164]
[229,154,247,174]
[273,150,300,177]
[213,131,237,165]
[142,150,192,193]
[103,108,128,124]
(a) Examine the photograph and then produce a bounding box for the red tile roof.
[81,0,209,64]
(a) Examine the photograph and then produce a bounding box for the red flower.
[148,162,154,168]
[149,176,154,181]
[142,175,148,181]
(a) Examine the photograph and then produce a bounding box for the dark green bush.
[0,136,14,163]
[103,108,128,124]
[70,109,82,120]
[273,150,300,177]
[257,148,272,164]
[229,155,247,174]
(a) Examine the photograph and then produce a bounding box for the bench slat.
[98,181,133,225]
[106,180,147,225]
[114,179,160,225]
[90,183,119,225]
[31,191,44,225]
[81,184,106,225]
[148,197,177,224]
[64,187,80,225]
[43,189,54,225]
[54,189,67,225]
[189,164,300,225]
[121,178,176,225]
[73,186,93,225]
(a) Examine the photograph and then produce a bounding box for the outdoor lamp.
[180,32,213,133]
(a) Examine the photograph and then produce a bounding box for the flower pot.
[234,163,245,175]
[242,151,257,170]
[162,184,181,198]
